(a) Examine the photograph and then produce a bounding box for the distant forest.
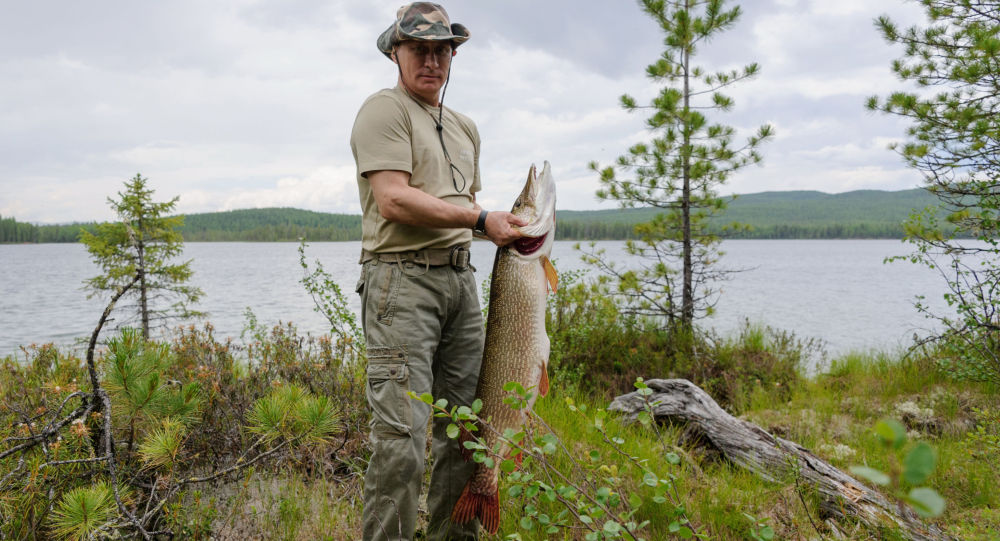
[1,188,947,244]
[557,189,944,239]
[180,208,361,241]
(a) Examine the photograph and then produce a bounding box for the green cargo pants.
[357,256,484,541]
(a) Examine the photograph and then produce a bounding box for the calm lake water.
[0,240,953,363]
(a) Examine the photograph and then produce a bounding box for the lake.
[0,240,953,363]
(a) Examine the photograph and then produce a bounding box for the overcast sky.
[1,0,929,224]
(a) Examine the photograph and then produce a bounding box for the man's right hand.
[483,211,527,247]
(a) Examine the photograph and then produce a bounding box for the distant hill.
[1,189,945,243]
[557,188,941,239]
[180,208,361,242]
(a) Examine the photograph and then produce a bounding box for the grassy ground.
[2,321,996,539]
[495,348,997,540]
[165,349,996,540]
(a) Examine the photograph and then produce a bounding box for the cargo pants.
[357,255,484,541]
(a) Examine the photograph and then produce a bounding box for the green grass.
[2,324,997,539]
[752,351,998,540]
[480,341,997,540]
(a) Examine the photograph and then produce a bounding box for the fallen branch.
[608,378,952,541]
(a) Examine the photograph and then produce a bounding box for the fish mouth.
[512,232,549,255]
[514,162,556,239]
[506,162,556,260]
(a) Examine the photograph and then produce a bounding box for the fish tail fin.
[451,482,500,534]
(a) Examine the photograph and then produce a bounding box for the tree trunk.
[608,379,952,541]
[137,237,149,340]
[680,8,694,330]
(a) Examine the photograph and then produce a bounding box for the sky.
[1,0,930,224]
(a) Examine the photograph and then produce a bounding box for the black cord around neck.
[397,61,467,193]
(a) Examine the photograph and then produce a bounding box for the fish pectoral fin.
[538,362,549,397]
[542,255,558,293]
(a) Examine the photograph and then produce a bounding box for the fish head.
[509,161,556,260]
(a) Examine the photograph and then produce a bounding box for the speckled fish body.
[451,162,557,534]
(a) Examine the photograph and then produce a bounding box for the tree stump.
[608,379,951,541]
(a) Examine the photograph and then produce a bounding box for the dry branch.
[608,378,952,541]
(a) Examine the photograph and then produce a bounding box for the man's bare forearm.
[368,169,526,246]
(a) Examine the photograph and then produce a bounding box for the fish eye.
[514,201,522,207]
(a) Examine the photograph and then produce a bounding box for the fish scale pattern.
[451,163,556,534]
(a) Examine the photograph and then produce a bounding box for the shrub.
[0,320,361,539]
[420,378,703,540]
[545,270,810,411]
[685,323,816,413]
[169,318,368,472]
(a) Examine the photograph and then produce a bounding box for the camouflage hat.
[377,2,470,60]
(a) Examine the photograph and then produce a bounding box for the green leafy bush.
[168,317,367,471]
[545,270,809,412]
[416,378,705,540]
[850,419,945,518]
[0,320,360,539]
[964,407,1000,469]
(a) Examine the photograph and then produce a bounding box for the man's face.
[394,40,454,105]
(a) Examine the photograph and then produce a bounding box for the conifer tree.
[80,174,203,339]
[587,0,772,333]
[869,0,1000,384]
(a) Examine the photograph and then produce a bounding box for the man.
[350,3,524,540]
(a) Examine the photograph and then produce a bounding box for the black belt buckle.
[449,246,470,270]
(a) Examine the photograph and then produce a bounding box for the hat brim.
[377,22,470,59]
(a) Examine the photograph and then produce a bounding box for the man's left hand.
[483,211,526,247]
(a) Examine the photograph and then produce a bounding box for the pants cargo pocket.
[366,346,411,438]
[375,263,401,326]
[355,262,368,296]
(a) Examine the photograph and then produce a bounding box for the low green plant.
[172,314,367,471]
[964,407,1000,468]
[742,512,775,541]
[298,240,365,361]
[103,328,203,455]
[540,264,808,411]
[246,383,341,445]
[413,377,703,540]
[162,488,218,540]
[687,323,814,413]
[850,419,945,519]
[47,481,130,541]
[277,493,305,541]
[931,328,1000,386]
[0,325,350,539]
[544,268,658,392]
[138,418,188,471]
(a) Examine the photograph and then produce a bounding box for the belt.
[360,244,473,270]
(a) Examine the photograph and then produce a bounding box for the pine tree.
[870,0,1000,384]
[586,0,772,333]
[80,174,203,339]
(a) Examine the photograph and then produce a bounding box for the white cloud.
[0,0,938,223]
[179,164,359,214]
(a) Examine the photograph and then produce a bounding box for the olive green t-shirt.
[351,85,482,253]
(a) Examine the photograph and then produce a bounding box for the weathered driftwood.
[608,379,951,541]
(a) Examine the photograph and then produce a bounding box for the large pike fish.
[451,162,558,534]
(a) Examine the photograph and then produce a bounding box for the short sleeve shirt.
[351,85,482,253]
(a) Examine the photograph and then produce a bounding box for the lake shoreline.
[1,240,952,357]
